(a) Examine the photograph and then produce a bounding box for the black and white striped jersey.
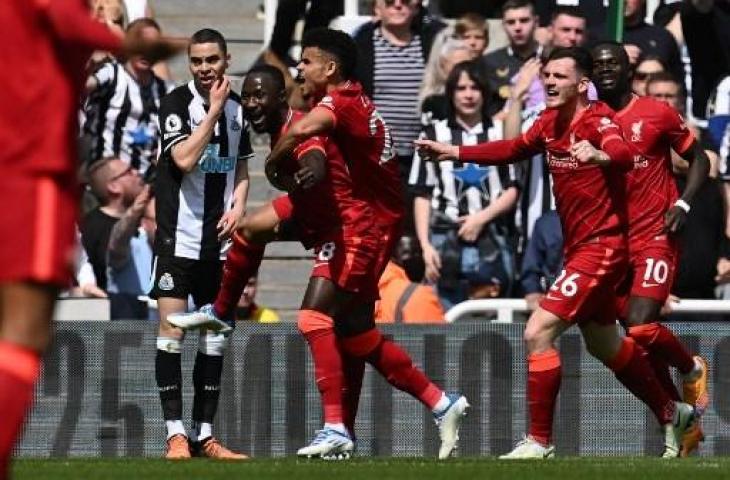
[513,105,555,252]
[372,28,425,158]
[409,118,518,222]
[155,81,253,261]
[83,61,170,174]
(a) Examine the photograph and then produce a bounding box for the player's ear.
[578,76,590,94]
[325,59,337,79]
[225,53,231,70]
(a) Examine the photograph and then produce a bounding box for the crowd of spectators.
[70,0,730,322]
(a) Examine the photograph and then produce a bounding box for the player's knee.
[158,320,185,341]
[297,309,334,336]
[339,328,382,358]
[624,300,660,327]
[524,320,551,353]
[198,331,230,356]
[156,336,183,353]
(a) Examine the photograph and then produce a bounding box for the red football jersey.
[271,110,375,246]
[313,81,404,228]
[614,96,695,246]
[0,0,122,175]
[460,101,631,254]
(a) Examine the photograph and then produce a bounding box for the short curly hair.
[301,28,358,80]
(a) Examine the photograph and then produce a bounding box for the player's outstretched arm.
[413,139,459,162]
[267,108,334,177]
[459,137,536,165]
[665,141,711,233]
[45,0,185,61]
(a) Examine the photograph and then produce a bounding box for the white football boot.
[499,436,556,459]
[167,304,232,333]
[433,393,470,459]
[297,428,355,460]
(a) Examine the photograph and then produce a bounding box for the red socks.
[213,232,265,319]
[340,328,442,410]
[0,341,41,476]
[340,351,365,435]
[298,310,344,424]
[646,354,681,401]
[607,337,675,425]
[527,349,562,446]
[627,323,695,375]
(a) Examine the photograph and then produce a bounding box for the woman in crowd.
[410,61,519,309]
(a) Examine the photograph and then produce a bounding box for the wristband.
[674,199,690,213]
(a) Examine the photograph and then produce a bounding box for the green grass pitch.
[12,457,730,480]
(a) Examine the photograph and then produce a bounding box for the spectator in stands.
[83,18,171,175]
[410,61,518,308]
[87,0,127,70]
[375,260,445,323]
[544,6,588,51]
[354,0,446,180]
[106,185,155,320]
[679,0,730,120]
[534,0,608,46]
[670,144,728,303]
[631,55,667,96]
[353,0,446,276]
[705,75,730,241]
[623,0,683,81]
[520,210,563,311]
[81,157,145,292]
[454,13,490,59]
[268,0,343,68]
[481,0,540,111]
[234,277,280,323]
[503,7,589,116]
[419,38,473,124]
[68,229,108,298]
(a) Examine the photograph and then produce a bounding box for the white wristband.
[674,199,691,213]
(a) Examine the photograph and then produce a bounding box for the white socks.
[165,420,186,440]
[432,392,450,414]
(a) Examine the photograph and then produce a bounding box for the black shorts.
[149,255,223,308]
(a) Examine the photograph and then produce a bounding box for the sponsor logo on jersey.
[631,120,643,142]
[598,117,617,132]
[199,144,236,173]
[158,272,174,291]
[546,152,578,169]
[165,114,182,132]
[632,154,648,169]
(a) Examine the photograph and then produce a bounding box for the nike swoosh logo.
[641,282,661,288]
[545,293,562,301]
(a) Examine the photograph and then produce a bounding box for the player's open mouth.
[546,89,559,98]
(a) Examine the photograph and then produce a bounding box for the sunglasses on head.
[633,70,659,81]
[383,0,416,6]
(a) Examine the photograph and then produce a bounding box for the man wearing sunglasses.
[82,159,146,293]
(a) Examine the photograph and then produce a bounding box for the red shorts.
[615,235,678,317]
[311,222,402,302]
[0,173,78,287]
[539,239,627,325]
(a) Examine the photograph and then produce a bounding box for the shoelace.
[204,438,225,455]
[310,429,345,445]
